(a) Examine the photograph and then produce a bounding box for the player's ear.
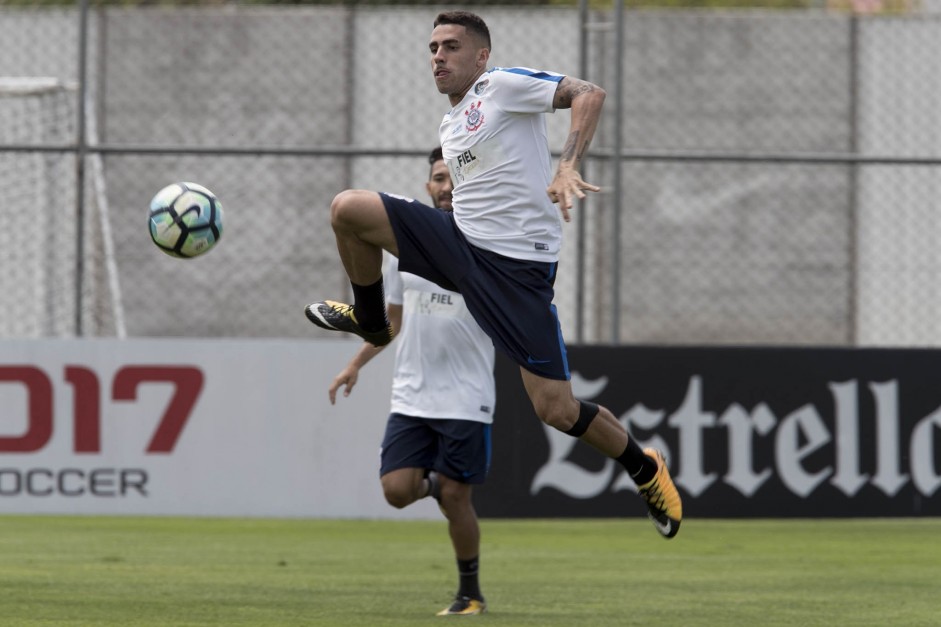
[477,47,489,69]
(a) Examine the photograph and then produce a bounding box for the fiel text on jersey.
[456,149,476,167]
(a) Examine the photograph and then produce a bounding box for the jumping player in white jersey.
[307,10,682,544]
[326,148,493,617]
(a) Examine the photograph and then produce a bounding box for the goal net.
[0,77,124,338]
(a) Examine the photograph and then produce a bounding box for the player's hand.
[328,366,360,405]
[547,168,600,222]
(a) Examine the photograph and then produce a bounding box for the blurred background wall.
[2,2,941,347]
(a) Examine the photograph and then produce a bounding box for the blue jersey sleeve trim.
[493,67,564,83]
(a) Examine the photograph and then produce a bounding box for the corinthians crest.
[464,101,484,132]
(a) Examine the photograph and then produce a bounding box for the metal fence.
[2,2,940,346]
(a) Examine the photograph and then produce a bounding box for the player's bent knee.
[380,472,421,509]
[329,190,358,228]
[381,485,413,509]
[330,190,384,230]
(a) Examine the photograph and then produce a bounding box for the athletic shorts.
[381,192,571,381]
[379,413,492,485]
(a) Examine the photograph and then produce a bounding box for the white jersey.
[384,255,495,423]
[439,67,564,262]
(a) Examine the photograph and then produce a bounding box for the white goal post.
[0,77,125,338]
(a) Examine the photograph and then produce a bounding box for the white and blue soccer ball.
[148,182,224,258]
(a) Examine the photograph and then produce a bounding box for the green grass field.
[0,516,938,626]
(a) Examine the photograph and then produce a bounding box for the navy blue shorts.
[381,192,571,381]
[379,414,492,484]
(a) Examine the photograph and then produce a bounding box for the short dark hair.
[434,11,491,51]
[428,147,444,179]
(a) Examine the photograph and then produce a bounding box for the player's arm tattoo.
[554,76,605,172]
[560,130,581,163]
[553,77,599,110]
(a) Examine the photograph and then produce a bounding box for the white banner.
[0,339,442,519]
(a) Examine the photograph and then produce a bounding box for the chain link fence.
[1,2,940,346]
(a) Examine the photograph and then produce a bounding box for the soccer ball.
[148,182,224,258]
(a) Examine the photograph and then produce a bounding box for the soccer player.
[307,10,682,541]
[326,148,492,617]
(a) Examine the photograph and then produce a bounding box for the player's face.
[429,24,489,103]
[426,160,453,211]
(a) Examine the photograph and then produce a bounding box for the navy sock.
[457,557,482,600]
[350,278,387,332]
[616,437,657,485]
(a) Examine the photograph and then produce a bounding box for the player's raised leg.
[520,369,682,539]
[305,190,398,346]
